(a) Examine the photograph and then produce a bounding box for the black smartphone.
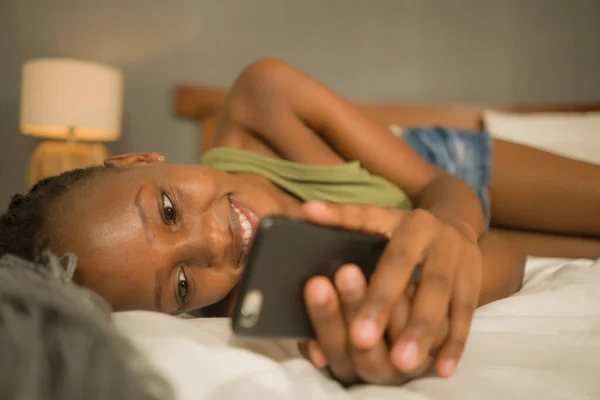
[231,215,388,340]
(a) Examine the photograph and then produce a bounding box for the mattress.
[113,257,600,400]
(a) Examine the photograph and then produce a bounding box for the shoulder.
[214,59,297,156]
[216,59,343,164]
[233,58,298,91]
[225,59,300,122]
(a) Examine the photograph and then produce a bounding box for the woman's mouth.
[233,204,253,249]
[228,198,259,267]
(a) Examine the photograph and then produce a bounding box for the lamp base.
[27,140,109,189]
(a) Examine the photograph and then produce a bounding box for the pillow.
[482,110,600,165]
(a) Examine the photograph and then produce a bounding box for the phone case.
[231,216,388,339]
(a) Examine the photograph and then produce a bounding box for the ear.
[104,152,165,168]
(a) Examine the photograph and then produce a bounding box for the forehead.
[46,167,157,310]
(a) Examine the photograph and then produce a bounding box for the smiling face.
[44,161,300,314]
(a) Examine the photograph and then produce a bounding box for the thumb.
[301,201,407,238]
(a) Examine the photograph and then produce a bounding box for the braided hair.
[0,166,108,261]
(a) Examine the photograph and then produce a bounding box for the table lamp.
[20,58,124,188]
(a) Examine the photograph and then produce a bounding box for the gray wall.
[1,0,600,211]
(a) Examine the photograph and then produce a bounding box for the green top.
[202,147,412,210]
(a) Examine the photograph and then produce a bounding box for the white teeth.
[241,221,252,238]
[232,204,253,247]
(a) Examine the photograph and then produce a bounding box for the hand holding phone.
[231,216,389,339]
[294,201,481,383]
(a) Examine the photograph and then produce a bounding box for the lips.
[228,197,259,267]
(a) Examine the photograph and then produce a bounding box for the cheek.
[78,210,150,267]
[73,251,157,311]
[62,222,155,307]
[191,269,240,309]
[94,212,143,248]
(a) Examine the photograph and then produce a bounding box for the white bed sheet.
[113,257,600,400]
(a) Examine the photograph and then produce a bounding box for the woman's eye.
[161,193,176,224]
[177,268,189,303]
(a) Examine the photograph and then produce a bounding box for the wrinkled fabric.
[0,252,172,400]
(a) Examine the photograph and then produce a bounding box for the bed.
[174,84,600,160]
[112,85,600,400]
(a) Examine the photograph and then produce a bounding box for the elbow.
[235,58,296,91]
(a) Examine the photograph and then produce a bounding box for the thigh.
[477,228,600,307]
[489,139,600,237]
[490,228,600,259]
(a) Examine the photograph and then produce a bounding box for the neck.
[240,173,304,218]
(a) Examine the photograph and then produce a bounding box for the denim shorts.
[401,127,493,230]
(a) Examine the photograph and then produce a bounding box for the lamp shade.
[20,58,124,142]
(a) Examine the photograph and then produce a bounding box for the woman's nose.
[186,213,232,267]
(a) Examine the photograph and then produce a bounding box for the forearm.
[418,173,485,240]
[419,176,525,306]
[228,59,480,241]
[477,232,526,306]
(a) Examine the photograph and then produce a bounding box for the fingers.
[334,265,409,385]
[435,301,474,377]
[301,265,365,372]
[386,282,416,341]
[433,318,449,350]
[305,267,443,385]
[298,340,328,369]
[305,268,408,385]
[390,227,460,372]
[350,211,436,350]
[302,201,407,238]
[388,281,449,376]
[308,340,328,368]
[387,296,437,382]
[334,264,366,322]
[304,276,356,383]
[435,250,481,378]
[302,202,481,382]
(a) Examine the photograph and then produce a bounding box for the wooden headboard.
[175,85,600,155]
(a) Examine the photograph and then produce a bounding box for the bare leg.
[490,228,600,259]
[489,139,600,237]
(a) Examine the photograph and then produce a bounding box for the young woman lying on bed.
[1,59,599,386]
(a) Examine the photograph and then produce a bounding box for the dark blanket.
[0,252,172,400]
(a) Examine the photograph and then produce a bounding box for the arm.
[224,59,484,239]
[222,59,520,382]
[222,59,523,305]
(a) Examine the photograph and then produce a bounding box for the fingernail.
[337,265,360,291]
[399,341,420,368]
[440,359,456,377]
[157,155,165,162]
[308,281,329,306]
[356,319,378,343]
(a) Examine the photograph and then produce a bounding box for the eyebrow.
[134,186,155,243]
[134,187,162,311]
